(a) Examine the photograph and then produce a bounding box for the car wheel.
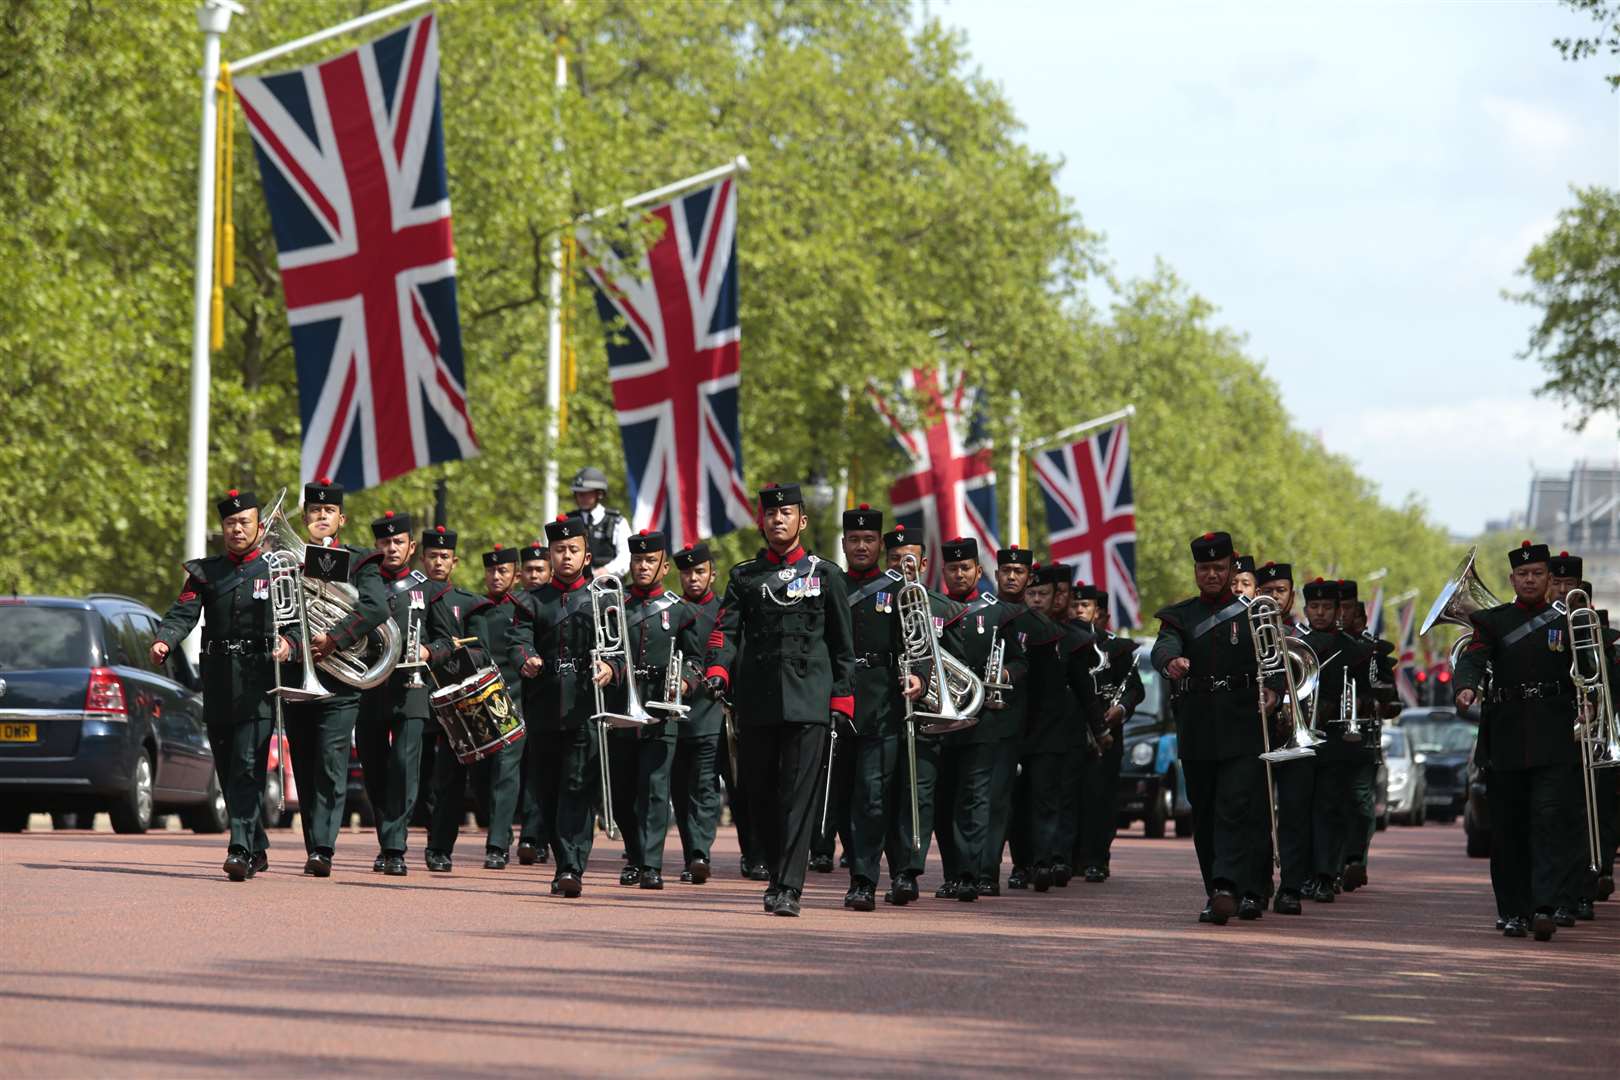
[109,750,154,834]
[0,805,28,832]
[182,771,228,834]
[1143,785,1170,839]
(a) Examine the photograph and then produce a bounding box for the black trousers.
[983,737,1019,882]
[1490,763,1582,916]
[613,731,677,872]
[285,693,358,855]
[1053,747,1083,866]
[886,732,941,880]
[427,734,522,855]
[741,723,829,893]
[208,710,272,855]
[672,733,723,866]
[719,722,759,867]
[531,724,598,875]
[811,727,856,862]
[1012,751,1065,868]
[1075,739,1123,870]
[1311,760,1359,878]
[1344,760,1379,866]
[1181,755,1268,899]
[935,740,996,883]
[1274,757,1316,891]
[355,687,424,855]
[515,732,547,849]
[846,731,899,885]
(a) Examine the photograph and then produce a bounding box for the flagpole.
[229,0,435,74]
[184,0,243,665]
[1025,403,1136,453]
[1007,389,1023,548]
[587,157,750,222]
[542,42,568,525]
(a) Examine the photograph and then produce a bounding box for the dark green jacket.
[1017,606,1073,755]
[1075,629,1145,732]
[841,566,907,738]
[1454,599,1581,771]
[943,587,1029,746]
[282,541,389,701]
[465,590,524,688]
[705,545,856,728]
[678,591,724,739]
[1151,591,1268,762]
[155,548,277,725]
[509,574,621,733]
[1303,628,1376,763]
[367,565,455,718]
[611,586,703,742]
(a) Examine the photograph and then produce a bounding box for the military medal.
[977,615,985,635]
[252,578,269,600]
[1230,621,1239,645]
[661,610,670,630]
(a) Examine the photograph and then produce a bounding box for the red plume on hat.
[435,525,446,534]
[384,510,395,519]
[318,475,332,485]
[228,488,239,498]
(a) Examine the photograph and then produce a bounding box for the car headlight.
[1130,740,1156,767]
[1388,769,1408,787]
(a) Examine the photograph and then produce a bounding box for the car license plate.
[0,722,37,742]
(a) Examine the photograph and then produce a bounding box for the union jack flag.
[235,14,477,492]
[1032,421,1138,628]
[1365,581,1386,639]
[578,177,752,549]
[1394,593,1420,707]
[867,366,999,587]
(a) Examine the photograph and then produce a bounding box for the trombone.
[1565,590,1620,877]
[587,573,650,842]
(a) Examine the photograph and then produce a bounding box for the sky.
[934,0,1620,536]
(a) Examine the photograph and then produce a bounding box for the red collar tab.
[226,546,261,565]
[847,566,880,581]
[380,563,411,581]
[765,545,807,566]
[630,584,665,599]
[1514,597,1547,612]
[487,589,511,604]
[950,587,980,603]
[1200,589,1235,606]
[555,573,588,593]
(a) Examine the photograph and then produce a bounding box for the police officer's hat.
[304,475,342,507]
[1302,577,1340,602]
[883,523,918,550]
[544,514,586,544]
[673,543,712,571]
[483,544,519,567]
[571,467,609,493]
[521,539,547,563]
[997,545,1034,567]
[372,510,411,538]
[758,482,803,509]
[421,525,457,551]
[1190,531,1234,562]
[1256,561,1292,585]
[1233,553,1256,575]
[1549,550,1583,579]
[1508,539,1550,568]
[629,529,666,555]
[941,537,979,564]
[217,488,258,519]
[1336,579,1358,602]
[842,503,883,533]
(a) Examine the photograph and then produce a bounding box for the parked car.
[1464,737,1490,858]
[0,595,226,834]
[1117,648,1193,839]
[1393,707,1477,823]
[1380,726,1427,825]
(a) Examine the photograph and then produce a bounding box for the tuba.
[260,489,401,689]
[1421,546,1502,672]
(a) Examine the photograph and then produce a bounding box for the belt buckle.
[855,656,871,668]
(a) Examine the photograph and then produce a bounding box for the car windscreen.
[1381,729,1407,757]
[1135,652,1161,714]
[1404,721,1475,754]
[0,606,92,669]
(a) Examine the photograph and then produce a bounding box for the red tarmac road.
[1,820,1615,1078]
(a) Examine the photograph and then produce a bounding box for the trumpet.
[1565,590,1620,877]
[1340,664,1363,743]
[395,590,428,690]
[981,627,1011,710]
[646,648,691,718]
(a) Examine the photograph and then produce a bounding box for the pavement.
[1,818,1615,1078]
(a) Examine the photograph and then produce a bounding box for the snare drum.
[429,664,525,764]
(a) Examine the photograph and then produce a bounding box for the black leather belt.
[1489,682,1573,703]
[855,651,898,668]
[204,638,274,656]
[1174,673,1256,694]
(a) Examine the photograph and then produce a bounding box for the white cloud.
[1481,95,1578,154]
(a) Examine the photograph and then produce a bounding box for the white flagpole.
[229,0,435,73]
[1007,389,1023,548]
[184,0,243,664]
[1024,403,1136,453]
[587,157,750,222]
[542,44,567,525]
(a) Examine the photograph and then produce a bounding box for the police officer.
[279,476,388,878]
[510,515,618,898]
[670,543,728,883]
[1152,531,1276,925]
[1007,564,1073,892]
[936,537,1028,900]
[1071,583,1143,884]
[569,467,630,579]
[704,483,858,917]
[1455,541,1583,941]
[514,538,551,865]
[357,512,448,877]
[1298,578,1372,903]
[1256,561,1315,914]
[152,489,284,881]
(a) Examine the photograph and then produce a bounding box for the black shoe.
[620,865,642,886]
[935,880,960,900]
[303,852,332,878]
[1032,865,1053,892]
[1576,898,1595,921]
[1532,911,1556,941]
[223,850,251,882]
[1208,889,1237,925]
[679,869,694,883]
[640,867,664,890]
[1598,875,1615,901]
[1238,895,1264,920]
[250,851,268,876]
[1342,863,1367,892]
[1274,889,1303,915]
[1332,875,1343,895]
[1553,907,1577,928]
[1495,916,1508,931]
[1503,916,1528,938]
[1313,876,1335,903]
[838,852,850,869]
[517,841,539,866]
[1298,879,1319,901]
[845,879,876,912]
[373,852,385,873]
[774,888,802,917]
[808,853,834,873]
[746,860,772,882]
[1007,867,1029,890]
[425,849,452,873]
[896,873,920,904]
[1199,902,1214,924]
[552,871,583,898]
[383,854,407,877]
[763,884,783,914]
[1083,865,1106,884]
[956,877,978,902]
[484,848,508,870]
[977,878,999,898]
[1052,863,1073,887]
[688,857,710,885]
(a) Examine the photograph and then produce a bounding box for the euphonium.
[1422,545,1503,679]
[1246,595,1323,764]
[260,489,401,689]
[897,554,984,736]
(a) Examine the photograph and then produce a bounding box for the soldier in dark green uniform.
[704,483,858,917]
[881,527,966,905]
[1007,565,1073,892]
[355,512,447,876]
[671,543,727,884]
[1151,531,1278,925]
[1336,579,1398,893]
[278,476,389,878]
[464,545,526,869]
[1046,563,1090,888]
[986,545,1039,892]
[1455,541,1584,941]
[1548,553,1608,921]
[1298,577,1372,902]
[152,489,283,881]
[935,537,1028,900]
[1072,583,1143,884]
[1256,561,1316,914]
[510,515,619,897]
[1590,596,1620,907]
[514,539,550,866]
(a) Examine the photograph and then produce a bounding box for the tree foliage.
[1555,0,1620,89]
[0,0,1460,627]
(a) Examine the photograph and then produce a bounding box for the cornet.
[646,648,691,718]
[981,627,1011,710]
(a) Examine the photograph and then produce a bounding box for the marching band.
[153,479,1620,939]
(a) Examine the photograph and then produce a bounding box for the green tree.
[1555,0,1620,89]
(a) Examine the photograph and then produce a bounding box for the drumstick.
[453,636,480,646]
